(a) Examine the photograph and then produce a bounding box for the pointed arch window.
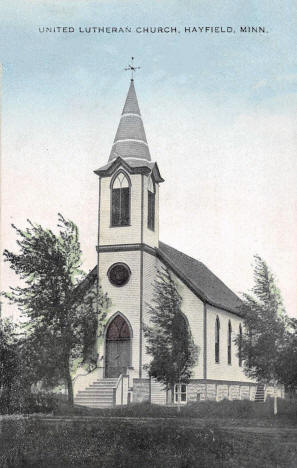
[238,324,243,367]
[147,176,155,231]
[215,317,220,363]
[228,320,232,365]
[111,172,130,226]
[106,314,131,341]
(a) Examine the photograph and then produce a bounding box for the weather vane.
[124,57,140,80]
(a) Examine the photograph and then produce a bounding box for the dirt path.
[30,414,297,441]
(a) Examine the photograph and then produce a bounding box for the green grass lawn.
[0,416,296,468]
[0,400,296,467]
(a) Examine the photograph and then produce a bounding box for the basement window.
[174,384,187,404]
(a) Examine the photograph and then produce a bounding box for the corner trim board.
[141,174,144,244]
[203,303,207,380]
[139,249,144,378]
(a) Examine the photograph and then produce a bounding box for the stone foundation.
[187,382,207,401]
[187,380,259,403]
[132,379,150,402]
[131,378,284,404]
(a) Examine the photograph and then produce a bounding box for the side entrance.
[105,314,131,378]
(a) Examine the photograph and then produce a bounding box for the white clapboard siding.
[150,380,167,405]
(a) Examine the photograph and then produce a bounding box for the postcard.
[0,1,296,467]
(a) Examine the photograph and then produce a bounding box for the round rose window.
[108,263,131,287]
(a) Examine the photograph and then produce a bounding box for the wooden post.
[273,382,278,416]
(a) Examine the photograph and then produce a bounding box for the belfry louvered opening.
[111,172,131,226]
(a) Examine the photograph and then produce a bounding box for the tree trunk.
[66,368,74,405]
[171,384,175,405]
[64,358,74,405]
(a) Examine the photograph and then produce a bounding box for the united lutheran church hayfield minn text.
[38,26,268,34]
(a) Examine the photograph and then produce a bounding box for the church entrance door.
[105,315,131,378]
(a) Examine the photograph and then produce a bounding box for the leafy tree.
[144,266,198,404]
[0,318,19,409]
[3,214,107,404]
[235,255,286,414]
[276,317,297,397]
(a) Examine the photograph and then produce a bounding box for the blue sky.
[1,0,297,317]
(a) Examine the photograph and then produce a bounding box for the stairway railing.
[113,369,129,406]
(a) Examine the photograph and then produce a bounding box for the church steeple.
[95,72,164,255]
[109,79,151,162]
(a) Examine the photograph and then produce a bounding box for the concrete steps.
[74,378,117,408]
[254,383,265,402]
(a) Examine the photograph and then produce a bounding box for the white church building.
[73,78,279,407]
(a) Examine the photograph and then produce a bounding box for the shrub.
[51,395,297,424]
[0,391,58,415]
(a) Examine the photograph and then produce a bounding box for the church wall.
[142,175,159,248]
[142,252,161,376]
[99,172,142,246]
[206,305,254,383]
[98,250,141,376]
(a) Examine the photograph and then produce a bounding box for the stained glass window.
[106,315,130,341]
[108,263,131,287]
[228,320,232,365]
[215,317,220,363]
[239,324,243,367]
[147,176,155,231]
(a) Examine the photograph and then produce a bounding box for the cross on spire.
[124,57,141,80]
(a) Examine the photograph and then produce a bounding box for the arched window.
[111,172,130,226]
[147,176,155,231]
[228,320,232,365]
[238,324,242,367]
[215,316,220,363]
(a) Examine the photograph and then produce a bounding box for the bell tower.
[94,74,164,379]
[94,78,164,250]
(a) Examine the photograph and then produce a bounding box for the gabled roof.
[73,266,97,299]
[157,242,242,315]
[109,80,151,162]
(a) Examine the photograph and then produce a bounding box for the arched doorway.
[105,314,131,378]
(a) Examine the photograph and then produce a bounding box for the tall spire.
[108,80,151,162]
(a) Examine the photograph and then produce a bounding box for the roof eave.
[73,266,97,299]
[152,162,165,183]
[75,257,243,317]
[94,156,164,183]
[156,248,243,317]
